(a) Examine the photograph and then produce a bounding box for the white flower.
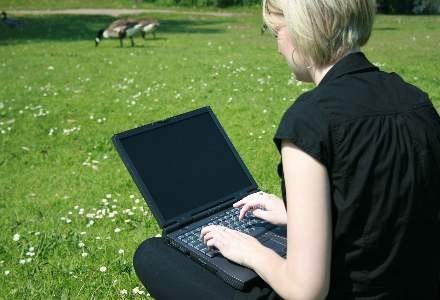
[106,194,112,199]
[19,259,26,264]
[155,233,161,237]
[29,246,34,252]
[78,242,85,248]
[99,266,107,272]
[4,270,10,276]
[12,233,20,241]
[34,232,40,236]
[81,252,88,257]
[130,195,135,199]
[138,290,145,295]
[132,287,140,294]
[80,231,86,235]
[114,228,121,233]
[48,66,54,70]
[120,289,128,295]
[118,249,124,255]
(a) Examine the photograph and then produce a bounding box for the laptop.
[112,106,287,290]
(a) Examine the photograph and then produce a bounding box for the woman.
[134,0,440,299]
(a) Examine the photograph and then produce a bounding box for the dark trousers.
[133,238,280,300]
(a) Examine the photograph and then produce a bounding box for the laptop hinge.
[163,189,259,234]
[163,218,193,234]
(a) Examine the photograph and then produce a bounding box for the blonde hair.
[263,0,376,67]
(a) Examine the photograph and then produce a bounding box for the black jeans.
[133,238,280,300]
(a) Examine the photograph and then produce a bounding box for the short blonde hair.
[263,0,376,67]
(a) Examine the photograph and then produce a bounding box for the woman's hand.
[200,225,264,268]
[233,191,287,226]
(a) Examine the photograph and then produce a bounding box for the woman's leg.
[133,238,279,300]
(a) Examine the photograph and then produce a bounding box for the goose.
[260,23,268,35]
[95,19,143,47]
[1,11,23,28]
[137,19,160,40]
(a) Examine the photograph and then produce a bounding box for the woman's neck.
[311,49,360,85]
[312,64,335,85]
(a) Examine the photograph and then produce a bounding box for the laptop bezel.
[112,106,258,229]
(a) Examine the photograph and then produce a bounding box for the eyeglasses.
[263,0,284,38]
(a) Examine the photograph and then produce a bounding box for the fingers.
[239,199,266,220]
[233,191,265,208]
[250,208,270,221]
[200,225,226,241]
[234,192,269,221]
[200,225,230,250]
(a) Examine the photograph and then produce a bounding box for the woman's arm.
[201,140,332,299]
[249,140,332,299]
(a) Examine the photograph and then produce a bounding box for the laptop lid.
[112,107,258,229]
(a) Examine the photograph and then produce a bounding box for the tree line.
[377,0,440,14]
[142,0,440,13]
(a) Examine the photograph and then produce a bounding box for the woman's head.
[263,0,376,69]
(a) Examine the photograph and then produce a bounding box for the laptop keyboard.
[176,207,268,257]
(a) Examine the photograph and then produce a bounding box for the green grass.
[0,7,439,299]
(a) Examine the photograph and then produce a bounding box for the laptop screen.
[115,108,256,226]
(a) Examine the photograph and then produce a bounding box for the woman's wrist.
[245,242,275,269]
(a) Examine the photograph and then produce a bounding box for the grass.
[0,6,439,299]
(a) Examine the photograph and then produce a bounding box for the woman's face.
[277,26,313,83]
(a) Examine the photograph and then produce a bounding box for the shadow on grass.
[0,14,227,45]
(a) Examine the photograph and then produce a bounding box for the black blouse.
[274,52,440,299]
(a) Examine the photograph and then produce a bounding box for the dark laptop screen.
[117,110,255,223]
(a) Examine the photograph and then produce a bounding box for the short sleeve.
[273,94,331,168]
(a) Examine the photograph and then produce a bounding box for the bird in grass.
[260,23,268,35]
[1,11,23,28]
[137,19,160,40]
[95,19,143,47]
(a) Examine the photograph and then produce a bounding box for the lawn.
[0,5,439,299]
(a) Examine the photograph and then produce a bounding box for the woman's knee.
[133,237,164,273]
